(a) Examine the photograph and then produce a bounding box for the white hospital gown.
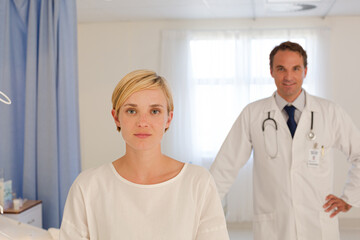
[60,162,229,240]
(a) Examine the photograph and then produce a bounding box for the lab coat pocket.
[263,125,278,158]
[319,212,340,240]
[307,145,332,179]
[253,212,277,240]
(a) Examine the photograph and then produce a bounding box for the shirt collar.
[275,89,306,112]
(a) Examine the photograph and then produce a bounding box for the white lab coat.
[210,91,360,240]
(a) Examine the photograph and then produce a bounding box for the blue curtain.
[0,0,81,229]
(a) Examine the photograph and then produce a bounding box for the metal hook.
[0,91,11,105]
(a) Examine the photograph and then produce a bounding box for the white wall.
[78,16,360,218]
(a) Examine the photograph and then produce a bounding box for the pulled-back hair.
[111,70,174,132]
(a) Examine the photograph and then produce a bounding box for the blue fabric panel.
[0,0,81,229]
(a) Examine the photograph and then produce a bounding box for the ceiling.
[77,0,360,23]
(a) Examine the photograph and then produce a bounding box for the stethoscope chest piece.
[308,131,316,141]
[307,111,316,140]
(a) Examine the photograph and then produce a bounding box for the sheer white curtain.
[160,28,329,222]
[160,31,200,164]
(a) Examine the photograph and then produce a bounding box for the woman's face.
[112,88,173,151]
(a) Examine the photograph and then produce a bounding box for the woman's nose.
[137,114,149,127]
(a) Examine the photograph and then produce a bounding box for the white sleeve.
[333,105,360,207]
[196,175,229,240]
[210,106,253,200]
[60,177,90,240]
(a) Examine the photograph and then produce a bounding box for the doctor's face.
[112,88,173,152]
[271,50,307,103]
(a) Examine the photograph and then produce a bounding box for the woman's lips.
[134,133,152,139]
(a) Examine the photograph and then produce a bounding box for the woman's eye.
[151,109,160,114]
[127,109,136,114]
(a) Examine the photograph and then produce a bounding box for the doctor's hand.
[323,194,352,218]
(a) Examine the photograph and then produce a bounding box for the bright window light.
[190,36,310,159]
[267,0,320,2]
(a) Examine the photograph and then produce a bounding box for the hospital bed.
[0,215,59,240]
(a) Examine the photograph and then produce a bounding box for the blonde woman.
[60,70,229,240]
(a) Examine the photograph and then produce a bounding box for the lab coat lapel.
[295,92,321,141]
[262,93,291,134]
[303,92,321,113]
[263,91,322,140]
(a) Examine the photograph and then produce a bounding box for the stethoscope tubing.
[0,91,11,105]
[262,111,278,131]
[262,110,315,139]
[262,110,315,158]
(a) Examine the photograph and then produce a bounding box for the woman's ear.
[165,111,173,131]
[111,109,121,128]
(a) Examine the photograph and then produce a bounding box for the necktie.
[284,105,297,138]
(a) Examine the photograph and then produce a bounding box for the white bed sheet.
[0,215,58,240]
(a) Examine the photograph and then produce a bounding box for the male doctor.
[210,41,360,240]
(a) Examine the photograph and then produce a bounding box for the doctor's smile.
[282,82,297,89]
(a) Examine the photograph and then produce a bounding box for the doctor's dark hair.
[269,41,308,69]
[111,69,174,132]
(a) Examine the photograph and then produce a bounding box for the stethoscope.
[0,91,11,105]
[262,110,316,140]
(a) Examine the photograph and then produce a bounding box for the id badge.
[308,148,320,167]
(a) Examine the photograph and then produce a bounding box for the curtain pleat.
[0,0,81,229]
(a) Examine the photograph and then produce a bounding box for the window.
[161,28,329,221]
[190,35,312,165]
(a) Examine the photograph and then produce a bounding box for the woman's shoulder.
[180,163,220,201]
[183,163,213,183]
[72,162,113,187]
[185,163,209,173]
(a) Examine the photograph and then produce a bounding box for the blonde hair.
[111,70,174,132]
